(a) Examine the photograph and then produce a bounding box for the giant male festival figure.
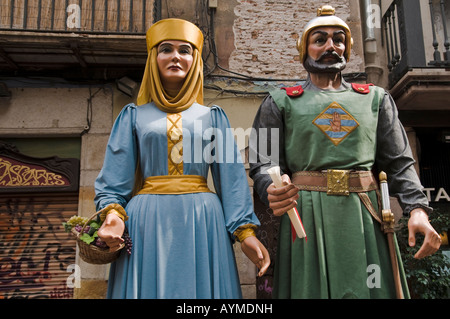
[249,5,441,299]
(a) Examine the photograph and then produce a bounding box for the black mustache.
[315,51,344,62]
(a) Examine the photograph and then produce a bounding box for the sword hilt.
[379,171,395,230]
[379,171,387,183]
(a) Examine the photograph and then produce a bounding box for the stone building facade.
[230,0,364,78]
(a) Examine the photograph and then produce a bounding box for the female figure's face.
[157,40,194,91]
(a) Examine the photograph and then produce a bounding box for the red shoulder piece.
[351,83,374,94]
[282,85,304,97]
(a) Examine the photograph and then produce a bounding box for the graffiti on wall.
[0,196,76,299]
[254,192,280,299]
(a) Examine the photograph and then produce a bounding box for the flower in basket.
[63,215,132,255]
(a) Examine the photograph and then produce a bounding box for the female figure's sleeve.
[209,106,260,237]
[375,91,432,216]
[94,104,138,213]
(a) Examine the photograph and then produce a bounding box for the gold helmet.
[297,5,353,63]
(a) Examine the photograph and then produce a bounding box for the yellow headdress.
[297,5,353,63]
[137,18,204,113]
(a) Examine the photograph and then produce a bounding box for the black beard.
[303,53,347,74]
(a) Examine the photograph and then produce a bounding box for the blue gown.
[94,102,260,299]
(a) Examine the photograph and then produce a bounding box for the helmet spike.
[317,5,335,16]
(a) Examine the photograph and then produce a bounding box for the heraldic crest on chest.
[312,101,360,146]
[281,83,373,146]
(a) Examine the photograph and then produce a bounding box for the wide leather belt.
[292,169,378,196]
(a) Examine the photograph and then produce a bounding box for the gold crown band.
[146,18,204,53]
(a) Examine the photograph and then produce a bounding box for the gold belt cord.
[167,113,183,175]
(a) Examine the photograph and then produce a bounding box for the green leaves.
[397,208,450,299]
[79,231,98,244]
[79,221,101,244]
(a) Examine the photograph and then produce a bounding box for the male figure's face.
[303,26,347,74]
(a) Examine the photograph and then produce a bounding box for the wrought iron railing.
[383,0,449,87]
[428,0,450,66]
[0,0,161,34]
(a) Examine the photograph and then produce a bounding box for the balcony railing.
[0,0,160,34]
[383,0,450,87]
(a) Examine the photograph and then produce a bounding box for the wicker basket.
[72,211,124,264]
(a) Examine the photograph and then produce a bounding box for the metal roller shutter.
[0,194,78,299]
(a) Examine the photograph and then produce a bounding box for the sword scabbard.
[378,171,404,299]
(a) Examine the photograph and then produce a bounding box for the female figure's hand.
[97,213,125,252]
[240,236,271,277]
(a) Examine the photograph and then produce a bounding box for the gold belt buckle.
[327,169,350,196]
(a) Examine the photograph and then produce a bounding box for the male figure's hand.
[266,174,299,216]
[408,208,441,259]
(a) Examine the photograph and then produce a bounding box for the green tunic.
[269,85,410,299]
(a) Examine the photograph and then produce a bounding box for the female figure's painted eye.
[179,46,193,55]
[158,45,172,54]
